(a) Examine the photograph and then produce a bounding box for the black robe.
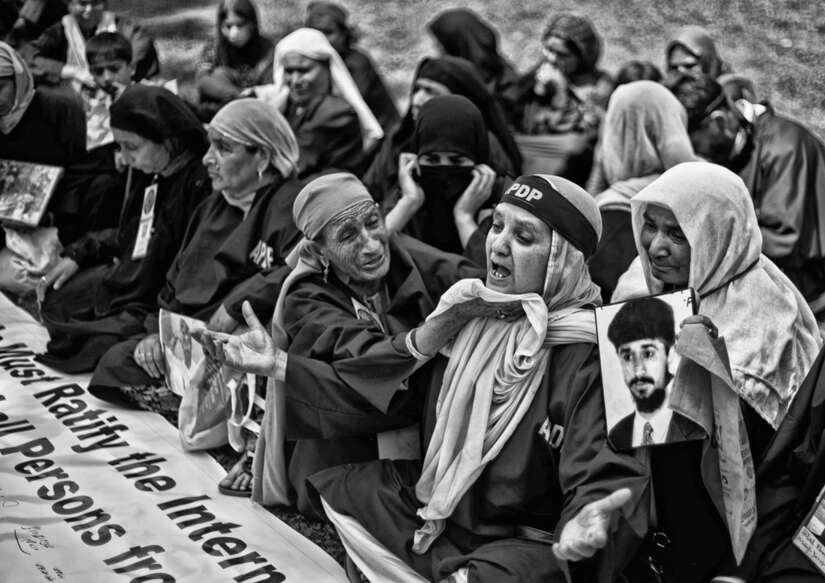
[36,155,211,373]
[282,234,481,516]
[343,46,399,133]
[89,178,303,391]
[310,341,648,582]
[285,94,364,178]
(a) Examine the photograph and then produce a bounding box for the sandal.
[218,448,253,497]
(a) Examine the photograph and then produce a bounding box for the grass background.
[119,0,825,138]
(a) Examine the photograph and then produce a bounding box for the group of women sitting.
[1,1,825,582]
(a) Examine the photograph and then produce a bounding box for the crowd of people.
[1,0,825,581]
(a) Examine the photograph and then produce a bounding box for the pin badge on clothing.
[132,182,158,260]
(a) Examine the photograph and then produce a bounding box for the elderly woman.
[427,8,520,125]
[22,0,158,91]
[36,85,211,374]
[88,98,303,415]
[587,81,697,301]
[305,1,398,132]
[194,0,274,120]
[304,175,647,582]
[0,41,83,166]
[665,25,755,102]
[603,162,822,582]
[364,55,520,207]
[257,27,382,178]
[0,41,84,294]
[196,171,501,508]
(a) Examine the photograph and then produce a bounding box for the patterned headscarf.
[0,42,34,135]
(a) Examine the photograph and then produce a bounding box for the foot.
[218,450,253,497]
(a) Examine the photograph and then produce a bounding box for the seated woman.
[427,8,520,127]
[0,40,84,294]
[302,174,647,582]
[22,0,158,93]
[515,13,613,184]
[665,25,755,101]
[385,94,503,261]
[194,0,273,121]
[587,81,696,301]
[0,41,83,166]
[36,85,211,374]
[601,162,822,582]
[305,1,399,133]
[88,98,304,415]
[364,54,521,207]
[196,171,487,508]
[257,27,382,178]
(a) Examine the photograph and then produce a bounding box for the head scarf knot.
[209,98,299,179]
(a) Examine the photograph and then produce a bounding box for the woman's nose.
[648,232,669,257]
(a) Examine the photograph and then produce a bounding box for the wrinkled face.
[667,45,702,76]
[640,204,691,286]
[310,15,347,54]
[485,202,552,294]
[70,0,105,30]
[90,58,132,94]
[410,78,450,120]
[282,53,331,106]
[202,129,266,196]
[0,77,15,116]
[221,10,253,48]
[113,128,170,174]
[319,203,391,286]
[542,35,579,76]
[617,338,670,413]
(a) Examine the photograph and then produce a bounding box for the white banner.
[0,293,346,582]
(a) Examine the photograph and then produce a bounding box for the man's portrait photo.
[596,291,703,450]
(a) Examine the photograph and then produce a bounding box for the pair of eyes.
[619,348,663,362]
[336,214,382,243]
[641,219,687,243]
[489,220,536,245]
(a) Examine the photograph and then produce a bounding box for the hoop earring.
[322,258,330,283]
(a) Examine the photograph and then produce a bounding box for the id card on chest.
[132,181,157,260]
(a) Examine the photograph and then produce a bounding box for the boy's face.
[90,59,132,94]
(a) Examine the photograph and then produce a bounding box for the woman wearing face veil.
[363,55,520,208]
[387,94,505,261]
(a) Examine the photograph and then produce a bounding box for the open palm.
[194,301,278,376]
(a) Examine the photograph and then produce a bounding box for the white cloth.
[259,28,382,152]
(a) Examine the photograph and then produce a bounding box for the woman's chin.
[485,275,512,293]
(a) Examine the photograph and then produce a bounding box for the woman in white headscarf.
[588,80,697,301]
[607,161,822,582]
[303,174,647,582]
[256,27,382,177]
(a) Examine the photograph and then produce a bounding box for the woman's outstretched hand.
[193,301,281,377]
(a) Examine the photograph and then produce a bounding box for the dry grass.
[117,0,825,137]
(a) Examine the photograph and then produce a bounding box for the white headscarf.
[412,177,603,553]
[624,161,821,428]
[259,27,382,152]
[595,81,696,212]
